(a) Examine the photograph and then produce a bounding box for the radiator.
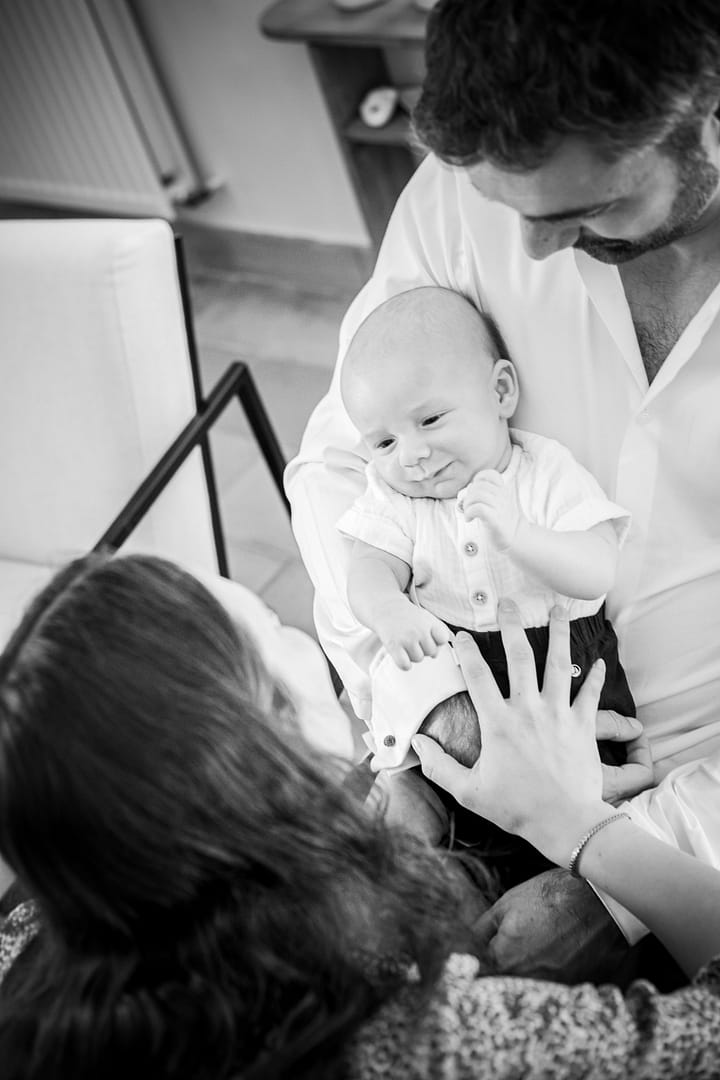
[0,0,210,217]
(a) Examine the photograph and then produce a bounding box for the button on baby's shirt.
[464,541,478,556]
[472,591,488,605]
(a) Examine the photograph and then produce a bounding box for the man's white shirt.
[286,154,720,940]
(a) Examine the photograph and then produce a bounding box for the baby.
[337,287,634,797]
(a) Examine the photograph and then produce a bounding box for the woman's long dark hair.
[0,554,486,1079]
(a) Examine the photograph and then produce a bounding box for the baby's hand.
[374,600,452,670]
[463,471,524,550]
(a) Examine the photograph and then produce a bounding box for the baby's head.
[341,287,519,499]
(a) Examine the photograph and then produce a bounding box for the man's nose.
[520,218,579,260]
[398,434,431,468]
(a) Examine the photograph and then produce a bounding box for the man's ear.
[492,359,520,418]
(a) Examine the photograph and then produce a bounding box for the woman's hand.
[412,601,613,866]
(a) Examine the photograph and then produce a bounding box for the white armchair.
[0,218,287,645]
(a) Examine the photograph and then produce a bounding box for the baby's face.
[346,345,514,499]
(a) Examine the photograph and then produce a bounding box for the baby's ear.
[493,359,520,417]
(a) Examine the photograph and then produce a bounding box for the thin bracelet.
[568,813,631,878]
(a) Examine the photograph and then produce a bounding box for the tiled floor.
[189,270,351,641]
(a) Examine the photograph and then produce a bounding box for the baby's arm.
[463,473,619,599]
[347,540,452,669]
[512,520,618,599]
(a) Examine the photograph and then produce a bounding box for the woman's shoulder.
[346,954,479,1079]
[0,900,40,984]
[348,953,720,1080]
[348,954,523,1079]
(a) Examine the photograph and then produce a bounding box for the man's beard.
[573,141,720,265]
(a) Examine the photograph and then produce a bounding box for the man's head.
[413,0,720,262]
[341,287,518,499]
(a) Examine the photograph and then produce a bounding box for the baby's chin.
[387,472,465,500]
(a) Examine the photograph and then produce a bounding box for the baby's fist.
[463,471,523,550]
[377,603,452,670]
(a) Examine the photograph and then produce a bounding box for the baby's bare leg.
[374,693,480,849]
[419,690,481,767]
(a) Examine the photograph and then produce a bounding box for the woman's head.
[0,554,486,1078]
[0,553,301,945]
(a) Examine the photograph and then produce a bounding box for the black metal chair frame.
[93,236,290,570]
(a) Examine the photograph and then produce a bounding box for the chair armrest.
[94,361,289,558]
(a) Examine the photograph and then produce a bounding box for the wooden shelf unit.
[260,0,428,249]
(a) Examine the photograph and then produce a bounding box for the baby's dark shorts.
[425,605,635,870]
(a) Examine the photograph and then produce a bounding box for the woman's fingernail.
[497,597,516,612]
[455,631,472,645]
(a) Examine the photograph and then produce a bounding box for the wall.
[133,0,370,246]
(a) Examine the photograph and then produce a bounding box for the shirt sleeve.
[594,749,720,945]
[518,432,631,546]
[337,469,416,567]
[353,952,720,1079]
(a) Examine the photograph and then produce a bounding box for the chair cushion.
[0,219,218,571]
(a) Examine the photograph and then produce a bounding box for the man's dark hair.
[413,0,720,168]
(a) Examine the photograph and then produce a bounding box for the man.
[286,0,720,980]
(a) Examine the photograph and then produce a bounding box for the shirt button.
[570,663,582,677]
[383,735,396,747]
[464,541,478,556]
[472,591,488,604]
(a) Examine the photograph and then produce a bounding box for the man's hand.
[596,710,654,803]
[462,471,524,550]
[374,598,451,670]
[470,867,634,985]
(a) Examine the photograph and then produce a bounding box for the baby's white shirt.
[337,428,631,630]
